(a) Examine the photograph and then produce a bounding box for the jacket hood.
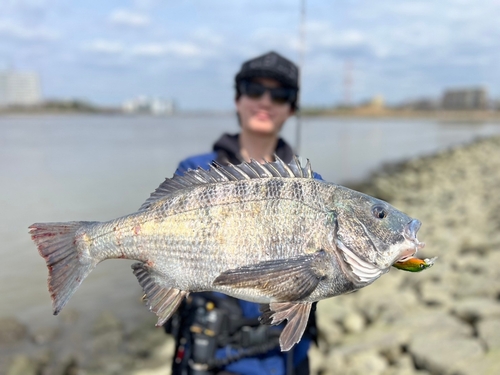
[213,133,295,165]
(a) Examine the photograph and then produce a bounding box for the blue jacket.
[173,134,321,375]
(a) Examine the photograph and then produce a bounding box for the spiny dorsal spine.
[139,155,314,211]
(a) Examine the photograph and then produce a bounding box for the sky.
[1,0,499,110]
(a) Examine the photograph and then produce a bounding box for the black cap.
[235,51,299,90]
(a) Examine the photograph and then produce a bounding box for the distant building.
[368,95,384,109]
[441,87,488,110]
[397,98,439,111]
[0,70,42,106]
[358,95,385,110]
[122,96,176,115]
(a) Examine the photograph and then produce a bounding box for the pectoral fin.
[260,302,312,351]
[213,251,327,301]
[132,263,188,325]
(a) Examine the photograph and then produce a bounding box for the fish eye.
[372,205,387,219]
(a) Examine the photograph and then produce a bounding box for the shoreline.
[302,108,500,123]
[2,108,500,123]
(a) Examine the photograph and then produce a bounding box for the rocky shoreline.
[2,135,500,375]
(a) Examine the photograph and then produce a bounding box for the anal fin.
[260,302,312,351]
[132,263,188,325]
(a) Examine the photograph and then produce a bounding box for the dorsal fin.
[138,156,315,211]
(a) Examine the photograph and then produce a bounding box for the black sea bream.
[30,157,425,351]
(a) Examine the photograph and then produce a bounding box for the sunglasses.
[239,81,297,105]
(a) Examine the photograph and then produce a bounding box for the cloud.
[304,22,378,60]
[0,19,57,41]
[82,40,124,55]
[308,22,367,49]
[190,28,225,47]
[81,39,209,60]
[109,9,150,28]
[131,42,202,58]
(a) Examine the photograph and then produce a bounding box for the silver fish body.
[30,157,425,351]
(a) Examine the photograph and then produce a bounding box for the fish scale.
[29,156,429,351]
[143,196,325,287]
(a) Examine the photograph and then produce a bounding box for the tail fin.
[29,221,96,315]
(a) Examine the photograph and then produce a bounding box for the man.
[167,51,318,375]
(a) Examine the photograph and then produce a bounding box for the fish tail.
[29,221,96,315]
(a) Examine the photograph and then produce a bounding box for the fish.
[393,256,437,272]
[30,156,428,351]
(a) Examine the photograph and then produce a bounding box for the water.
[2,114,500,329]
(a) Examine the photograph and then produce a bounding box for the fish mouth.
[334,219,426,282]
[397,219,425,263]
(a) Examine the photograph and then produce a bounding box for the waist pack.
[165,292,282,375]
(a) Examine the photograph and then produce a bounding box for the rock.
[32,326,59,345]
[322,351,347,375]
[127,323,169,358]
[451,273,499,299]
[0,317,28,346]
[149,337,175,361]
[317,295,356,325]
[477,319,500,351]
[452,297,500,323]
[381,354,417,375]
[452,253,488,274]
[317,318,343,346]
[343,312,366,334]
[78,312,126,367]
[132,363,172,375]
[376,291,420,325]
[132,337,176,371]
[87,354,135,375]
[418,281,454,308]
[59,308,80,324]
[33,348,53,369]
[308,343,326,375]
[351,275,419,324]
[408,332,484,375]
[91,330,124,354]
[6,355,38,375]
[456,348,500,375]
[343,350,388,375]
[394,309,473,338]
[92,311,123,335]
[40,355,79,375]
[338,321,409,358]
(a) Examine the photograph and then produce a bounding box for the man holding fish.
[30,51,434,375]
[169,51,317,375]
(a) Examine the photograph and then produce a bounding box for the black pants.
[294,356,310,375]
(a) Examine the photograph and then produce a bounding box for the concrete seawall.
[311,135,500,375]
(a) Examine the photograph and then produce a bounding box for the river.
[1,113,499,330]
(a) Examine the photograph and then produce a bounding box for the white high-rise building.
[0,71,42,106]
